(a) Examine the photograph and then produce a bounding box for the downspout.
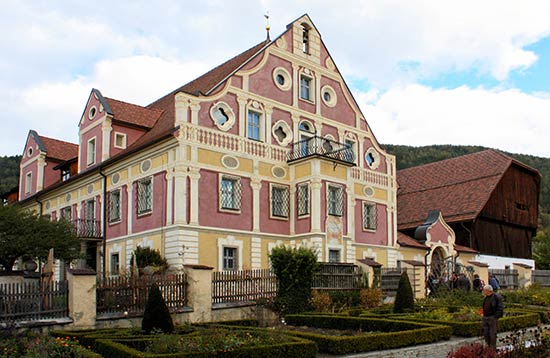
[424,249,431,297]
[36,197,43,278]
[99,169,107,280]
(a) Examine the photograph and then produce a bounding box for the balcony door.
[85,200,95,236]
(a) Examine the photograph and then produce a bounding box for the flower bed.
[283,314,452,355]
[0,333,101,358]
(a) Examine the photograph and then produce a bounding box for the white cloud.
[358,84,550,157]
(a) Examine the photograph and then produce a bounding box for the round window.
[272,67,291,91]
[323,91,331,102]
[88,106,97,120]
[27,147,33,157]
[321,85,337,107]
[276,74,285,86]
[209,102,235,131]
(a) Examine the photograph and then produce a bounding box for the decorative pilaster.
[172,165,188,225]
[101,118,112,161]
[237,95,248,137]
[188,167,201,225]
[292,64,299,106]
[310,177,322,232]
[127,167,133,234]
[250,177,262,232]
[265,104,273,145]
[175,93,189,125]
[36,155,46,191]
[189,101,201,125]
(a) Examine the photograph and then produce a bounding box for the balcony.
[72,219,103,240]
[287,136,356,166]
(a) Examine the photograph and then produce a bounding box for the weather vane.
[264,11,271,40]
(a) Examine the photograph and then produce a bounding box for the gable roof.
[29,131,78,162]
[397,231,430,250]
[397,149,530,230]
[105,97,163,129]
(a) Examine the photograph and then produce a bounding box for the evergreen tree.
[393,271,414,313]
[142,283,174,333]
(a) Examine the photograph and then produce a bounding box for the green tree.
[0,205,80,272]
[269,246,319,315]
[142,283,174,333]
[132,246,169,274]
[533,229,550,269]
[393,272,415,313]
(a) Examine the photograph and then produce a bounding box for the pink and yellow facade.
[18,15,401,275]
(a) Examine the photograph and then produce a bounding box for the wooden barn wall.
[480,164,539,229]
[471,218,532,259]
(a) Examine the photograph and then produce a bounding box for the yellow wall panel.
[152,153,168,169]
[239,158,253,174]
[373,188,387,201]
[294,163,311,178]
[198,149,222,166]
[259,162,272,178]
[320,161,347,180]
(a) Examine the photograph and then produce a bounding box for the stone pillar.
[310,177,322,232]
[188,167,201,226]
[184,264,213,323]
[237,96,248,137]
[250,178,262,232]
[513,263,533,288]
[67,268,96,328]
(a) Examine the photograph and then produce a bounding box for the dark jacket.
[483,293,504,318]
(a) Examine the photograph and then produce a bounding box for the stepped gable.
[397,149,513,230]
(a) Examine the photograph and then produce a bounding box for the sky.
[2,1,550,158]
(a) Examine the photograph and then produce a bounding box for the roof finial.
[264,11,271,40]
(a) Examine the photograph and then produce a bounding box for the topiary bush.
[142,283,174,333]
[132,246,169,274]
[394,272,414,313]
[269,246,319,315]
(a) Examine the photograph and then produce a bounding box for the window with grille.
[137,177,153,215]
[297,183,310,216]
[247,111,262,141]
[300,75,312,100]
[109,189,121,223]
[60,206,72,221]
[223,247,237,270]
[328,185,344,216]
[363,202,377,230]
[220,176,242,211]
[328,249,341,263]
[271,185,289,218]
[110,253,120,275]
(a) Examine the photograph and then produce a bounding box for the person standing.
[482,284,504,348]
[472,273,483,292]
[488,274,500,291]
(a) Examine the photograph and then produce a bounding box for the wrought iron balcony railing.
[287,136,356,166]
[72,219,103,240]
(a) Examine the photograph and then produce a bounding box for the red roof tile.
[104,97,163,129]
[397,231,429,250]
[397,150,512,230]
[455,244,478,253]
[39,136,78,162]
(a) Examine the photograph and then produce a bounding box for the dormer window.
[62,168,71,182]
[302,23,310,53]
[114,132,127,149]
[25,172,32,194]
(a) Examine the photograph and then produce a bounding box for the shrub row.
[93,335,317,358]
[391,311,540,337]
[283,314,452,355]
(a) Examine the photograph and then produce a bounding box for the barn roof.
[396,149,538,230]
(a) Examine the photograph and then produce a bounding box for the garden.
[2,247,550,357]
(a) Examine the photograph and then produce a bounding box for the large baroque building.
[17,15,402,275]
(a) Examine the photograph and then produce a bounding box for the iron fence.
[212,269,277,305]
[96,274,186,317]
[287,136,355,165]
[0,280,68,322]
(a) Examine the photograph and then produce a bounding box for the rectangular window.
[109,189,121,223]
[247,111,261,141]
[223,247,237,271]
[363,202,377,230]
[114,132,127,149]
[300,75,312,101]
[328,249,341,263]
[87,138,96,166]
[110,253,120,276]
[137,177,153,215]
[328,185,343,216]
[61,168,70,181]
[60,206,72,221]
[297,183,310,216]
[271,185,289,218]
[220,176,242,211]
[25,172,32,194]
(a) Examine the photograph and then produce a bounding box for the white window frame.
[219,175,242,213]
[25,172,32,194]
[114,132,127,149]
[87,137,96,166]
[247,110,263,141]
[297,183,310,217]
[137,177,153,215]
[108,189,121,223]
[362,202,377,231]
[222,246,238,271]
[300,74,313,102]
[327,184,344,217]
[217,236,243,271]
[270,183,289,220]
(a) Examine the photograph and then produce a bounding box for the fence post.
[67,268,96,328]
[513,263,532,288]
[183,264,213,323]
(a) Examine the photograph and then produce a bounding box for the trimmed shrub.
[132,246,169,274]
[269,246,319,315]
[284,314,451,355]
[142,283,174,333]
[312,290,332,312]
[394,272,414,313]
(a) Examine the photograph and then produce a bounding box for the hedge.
[93,335,317,358]
[391,311,540,337]
[283,314,452,355]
